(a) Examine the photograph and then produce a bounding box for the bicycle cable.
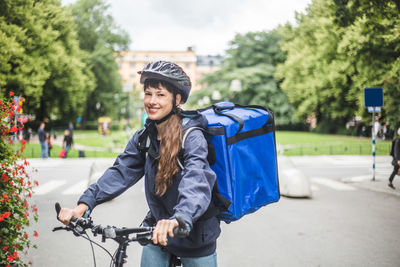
[85,232,97,267]
[71,228,116,265]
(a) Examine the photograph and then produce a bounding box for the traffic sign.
[368,107,381,113]
[364,88,383,107]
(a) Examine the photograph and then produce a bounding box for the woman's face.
[143,84,180,121]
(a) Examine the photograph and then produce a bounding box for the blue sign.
[364,88,383,107]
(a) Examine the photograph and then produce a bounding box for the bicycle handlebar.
[54,202,189,242]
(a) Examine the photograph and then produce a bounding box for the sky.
[64,0,312,55]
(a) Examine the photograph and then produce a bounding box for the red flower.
[24,233,28,239]
[9,92,14,97]
[3,245,9,251]
[21,139,27,145]
[34,231,38,237]
[2,173,9,183]
[33,180,38,186]
[10,126,18,133]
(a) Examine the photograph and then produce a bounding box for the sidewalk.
[344,175,400,197]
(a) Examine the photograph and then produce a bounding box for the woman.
[58,61,219,266]
[388,127,400,189]
[62,129,73,158]
[46,132,52,157]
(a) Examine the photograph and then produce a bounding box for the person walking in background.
[68,122,74,141]
[63,129,73,158]
[46,132,53,157]
[38,122,48,159]
[388,127,400,189]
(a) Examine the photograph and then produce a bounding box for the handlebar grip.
[173,215,189,238]
[55,202,61,221]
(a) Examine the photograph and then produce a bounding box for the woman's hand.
[152,219,179,246]
[57,203,87,225]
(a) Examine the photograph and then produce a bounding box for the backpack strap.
[179,126,205,169]
[198,183,231,222]
[136,127,151,158]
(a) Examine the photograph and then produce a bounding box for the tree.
[69,0,130,124]
[191,31,295,125]
[0,0,95,122]
[276,0,400,132]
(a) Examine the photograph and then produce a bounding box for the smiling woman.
[58,61,220,266]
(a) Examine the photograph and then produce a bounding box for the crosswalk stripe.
[311,185,320,191]
[34,180,66,195]
[311,178,356,191]
[62,180,88,195]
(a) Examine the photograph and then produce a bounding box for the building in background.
[195,55,223,91]
[116,48,222,94]
[116,48,197,94]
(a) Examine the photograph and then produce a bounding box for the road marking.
[311,178,356,191]
[62,180,88,195]
[311,185,320,191]
[34,180,66,195]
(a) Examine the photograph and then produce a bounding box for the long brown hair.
[144,80,182,196]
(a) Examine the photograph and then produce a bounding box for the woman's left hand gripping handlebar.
[57,203,88,225]
[152,219,179,246]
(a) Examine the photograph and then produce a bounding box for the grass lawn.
[73,130,131,148]
[19,143,119,158]
[276,131,392,156]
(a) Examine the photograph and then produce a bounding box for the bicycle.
[53,203,189,267]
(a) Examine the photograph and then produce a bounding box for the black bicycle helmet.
[138,61,191,103]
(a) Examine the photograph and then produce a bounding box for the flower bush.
[0,92,38,266]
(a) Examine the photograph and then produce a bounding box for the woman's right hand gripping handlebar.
[57,203,88,225]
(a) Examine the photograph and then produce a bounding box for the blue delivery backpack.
[138,102,280,223]
[183,102,280,223]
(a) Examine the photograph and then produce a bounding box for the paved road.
[24,156,400,267]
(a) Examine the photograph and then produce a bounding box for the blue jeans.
[40,141,48,159]
[65,144,71,158]
[141,244,217,267]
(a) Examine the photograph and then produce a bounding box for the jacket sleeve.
[172,129,216,229]
[78,131,145,211]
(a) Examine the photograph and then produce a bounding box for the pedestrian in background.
[68,122,74,141]
[38,122,48,159]
[46,132,53,157]
[388,127,400,189]
[63,129,73,158]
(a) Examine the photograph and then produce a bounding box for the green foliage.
[276,0,400,131]
[190,30,295,125]
[0,94,38,267]
[0,0,95,122]
[69,0,130,123]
